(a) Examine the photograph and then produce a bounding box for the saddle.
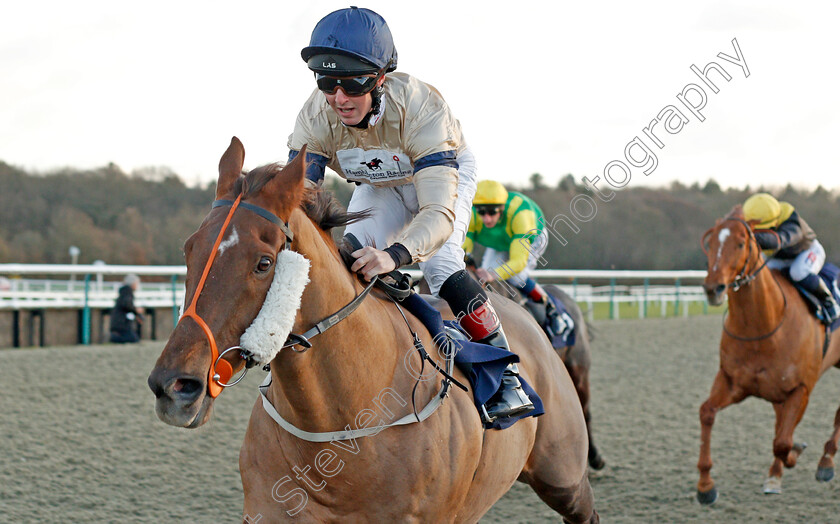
[791,263,840,332]
[338,234,544,430]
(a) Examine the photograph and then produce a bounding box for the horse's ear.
[264,144,307,203]
[217,137,245,199]
[282,144,307,186]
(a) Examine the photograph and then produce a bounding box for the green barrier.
[82,274,91,345]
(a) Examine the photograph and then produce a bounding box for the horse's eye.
[738,242,745,249]
[256,256,273,273]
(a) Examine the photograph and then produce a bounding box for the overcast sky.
[2,1,838,191]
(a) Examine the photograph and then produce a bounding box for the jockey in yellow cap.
[465,180,566,337]
[744,192,840,323]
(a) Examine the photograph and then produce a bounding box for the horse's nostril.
[716,285,726,295]
[149,376,166,399]
[173,378,202,398]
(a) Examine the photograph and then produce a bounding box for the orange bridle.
[179,193,293,398]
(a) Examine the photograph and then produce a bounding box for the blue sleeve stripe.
[288,150,329,184]
[414,150,459,172]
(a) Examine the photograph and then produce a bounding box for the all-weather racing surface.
[2,316,839,522]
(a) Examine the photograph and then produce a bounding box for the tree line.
[1,161,838,270]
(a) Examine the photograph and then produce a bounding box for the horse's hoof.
[763,476,782,494]
[696,487,718,505]
[816,467,835,482]
[793,442,808,454]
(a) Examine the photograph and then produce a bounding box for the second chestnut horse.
[697,205,840,503]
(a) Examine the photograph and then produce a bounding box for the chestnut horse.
[697,205,840,503]
[148,138,598,523]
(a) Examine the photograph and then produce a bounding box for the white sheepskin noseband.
[239,249,311,364]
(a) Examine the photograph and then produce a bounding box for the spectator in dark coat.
[110,274,144,343]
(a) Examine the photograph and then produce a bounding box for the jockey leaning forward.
[465,180,566,338]
[287,7,534,422]
[744,192,840,324]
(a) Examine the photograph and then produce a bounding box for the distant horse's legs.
[817,404,840,482]
[765,385,810,494]
[697,370,742,504]
[564,360,604,470]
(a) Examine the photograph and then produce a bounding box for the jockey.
[465,181,566,338]
[744,193,840,324]
[287,7,534,422]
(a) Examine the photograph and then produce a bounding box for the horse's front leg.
[697,369,742,505]
[816,403,840,482]
[765,384,810,494]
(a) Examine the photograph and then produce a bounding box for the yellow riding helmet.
[744,193,781,229]
[473,180,508,206]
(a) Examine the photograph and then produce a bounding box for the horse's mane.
[301,188,370,231]
[239,163,369,231]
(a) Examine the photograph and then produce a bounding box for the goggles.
[476,206,502,216]
[316,70,383,96]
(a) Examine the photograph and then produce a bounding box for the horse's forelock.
[725,204,745,220]
[239,164,368,232]
[242,163,284,198]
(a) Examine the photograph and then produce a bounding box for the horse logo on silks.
[360,158,383,170]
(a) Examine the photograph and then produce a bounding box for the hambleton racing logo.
[337,148,413,183]
[360,158,384,170]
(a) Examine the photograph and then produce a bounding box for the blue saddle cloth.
[401,293,544,430]
[819,263,840,332]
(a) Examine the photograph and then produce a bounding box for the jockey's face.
[479,206,504,228]
[323,75,385,126]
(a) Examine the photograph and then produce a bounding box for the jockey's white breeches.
[767,239,825,282]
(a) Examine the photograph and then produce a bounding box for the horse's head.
[147,137,308,428]
[701,204,762,305]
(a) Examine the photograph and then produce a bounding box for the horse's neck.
[726,258,785,334]
[268,216,409,429]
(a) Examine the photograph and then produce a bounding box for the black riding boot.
[439,270,535,423]
[524,281,565,338]
[813,278,840,324]
[542,299,567,338]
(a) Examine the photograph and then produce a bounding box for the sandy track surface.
[2,316,839,523]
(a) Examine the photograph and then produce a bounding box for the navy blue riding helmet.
[291,7,399,179]
[301,6,398,76]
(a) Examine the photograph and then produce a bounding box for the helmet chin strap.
[347,85,384,129]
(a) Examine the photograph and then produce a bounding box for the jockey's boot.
[439,270,535,423]
[813,278,840,324]
[524,281,566,338]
